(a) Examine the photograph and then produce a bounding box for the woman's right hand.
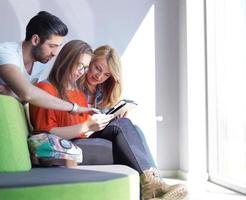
[85,114,114,132]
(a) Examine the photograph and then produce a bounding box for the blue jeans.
[89,118,155,174]
[134,125,156,167]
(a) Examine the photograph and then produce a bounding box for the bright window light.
[121,5,156,162]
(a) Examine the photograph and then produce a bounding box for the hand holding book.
[106,99,137,117]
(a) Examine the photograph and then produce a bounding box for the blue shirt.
[82,85,109,113]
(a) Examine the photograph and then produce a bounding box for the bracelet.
[69,102,79,114]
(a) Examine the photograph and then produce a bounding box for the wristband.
[69,102,79,114]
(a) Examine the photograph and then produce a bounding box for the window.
[206,0,246,194]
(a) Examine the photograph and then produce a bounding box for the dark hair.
[25,11,68,43]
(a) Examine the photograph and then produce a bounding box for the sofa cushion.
[0,165,139,200]
[0,95,31,172]
[73,138,113,165]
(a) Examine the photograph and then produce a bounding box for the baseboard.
[159,170,179,178]
[159,169,208,181]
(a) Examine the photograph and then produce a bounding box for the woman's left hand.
[117,111,128,118]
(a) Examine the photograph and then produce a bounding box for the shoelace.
[143,168,165,190]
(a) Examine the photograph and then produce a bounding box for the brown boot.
[140,168,188,200]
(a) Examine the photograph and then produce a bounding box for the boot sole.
[149,185,188,200]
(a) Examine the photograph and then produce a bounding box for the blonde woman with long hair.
[79,45,188,200]
[79,45,122,110]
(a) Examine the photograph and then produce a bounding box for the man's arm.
[0,84,18,98]
[0,64,95,113]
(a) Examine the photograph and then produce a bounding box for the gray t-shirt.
[0,42,45,84]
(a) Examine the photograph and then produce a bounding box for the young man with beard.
[0,11,95,114]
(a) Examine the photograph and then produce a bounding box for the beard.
[31,44,51,64]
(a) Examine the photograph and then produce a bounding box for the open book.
[106,99,137,117]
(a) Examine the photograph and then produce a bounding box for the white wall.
[179,0,189,173]
[154,0,180,170]
[0,0,182,171]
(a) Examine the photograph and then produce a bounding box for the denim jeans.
[134,125,156,167]
[89,118,155,174]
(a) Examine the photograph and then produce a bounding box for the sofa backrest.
[0,95,31,172]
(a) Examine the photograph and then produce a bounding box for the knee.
[108,118,137,137]
[110,118,133,127]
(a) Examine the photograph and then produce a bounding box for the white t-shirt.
[0,42,45,84]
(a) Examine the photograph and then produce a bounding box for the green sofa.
[0,95,139,200]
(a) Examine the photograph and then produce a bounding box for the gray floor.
[163,178,246,200]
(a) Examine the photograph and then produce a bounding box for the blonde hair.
[48,40,93,100]
[80,45,122,108]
